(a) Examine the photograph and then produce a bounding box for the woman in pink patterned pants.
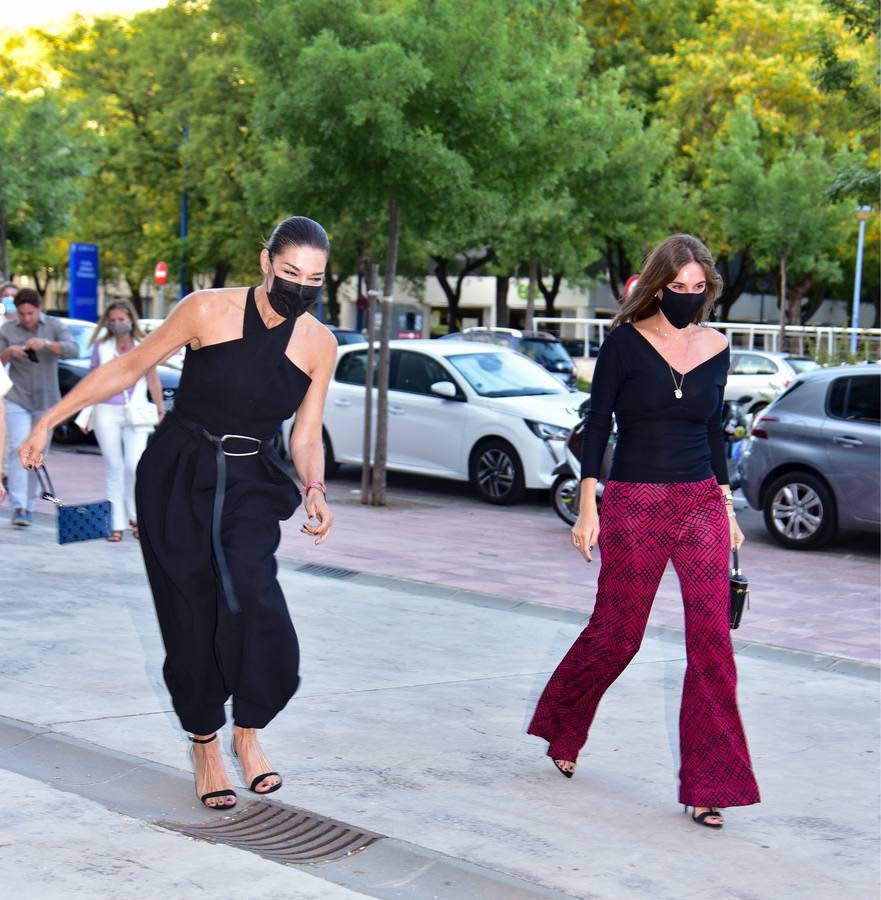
[529,235,760,828]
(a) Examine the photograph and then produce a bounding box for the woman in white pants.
[82,301,165,541]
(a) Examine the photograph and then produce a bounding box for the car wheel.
[470,439,525,505]
[551,473,579,525]
[762,471,837,550]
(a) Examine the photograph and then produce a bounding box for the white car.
[140,318,186,369]
[284,339,587,504]
[725,350,821,415]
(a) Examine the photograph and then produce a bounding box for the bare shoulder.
[697,325,729,354]
[184,287,247,320]
[299,314,338,359]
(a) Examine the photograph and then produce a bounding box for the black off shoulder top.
[580,323,729,484]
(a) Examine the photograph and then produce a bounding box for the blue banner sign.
[69,242,99,321]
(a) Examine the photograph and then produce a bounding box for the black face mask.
[267,273,321,320]
[659,286,706,329]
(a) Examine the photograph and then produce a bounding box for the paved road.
[25,447,881,667]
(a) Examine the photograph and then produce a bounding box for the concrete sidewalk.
[0,516,878,899]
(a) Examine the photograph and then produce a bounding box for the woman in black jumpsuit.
[19,216,337,809]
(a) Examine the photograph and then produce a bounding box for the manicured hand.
[301,491,333,544]
[18,424,50,470]
[730,514,745,551]
[571,509,599,562]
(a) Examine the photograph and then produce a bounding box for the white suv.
[285,339,587,504]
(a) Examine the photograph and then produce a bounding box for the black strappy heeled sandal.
[232,734,282,795]
[684,805,724,829]
[552,758,575,779]
[189,734,237,809]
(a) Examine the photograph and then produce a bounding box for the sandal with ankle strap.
[552,758,575,779]
[189,734,237,809]
[684,805,724,829]
[231,734,282,795]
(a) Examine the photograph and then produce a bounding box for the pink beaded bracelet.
[300,481,327,496]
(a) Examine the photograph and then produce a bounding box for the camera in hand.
[25,348,38,363]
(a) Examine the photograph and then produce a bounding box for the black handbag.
[729,549,749,630]
[36,465,112,544]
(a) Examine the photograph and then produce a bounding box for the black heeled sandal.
[552,758,575,779]
[231,734,283,795]
[684,805,724,828]
[189,734,237,809]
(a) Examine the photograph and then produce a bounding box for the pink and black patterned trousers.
[528,478,760,808]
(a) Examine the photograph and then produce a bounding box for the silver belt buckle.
[220,434,262,457]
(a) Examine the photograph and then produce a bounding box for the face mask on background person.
[2,297,15,316]
[659,286,706,330]
[109,321,133,336]
[267,272,321,320]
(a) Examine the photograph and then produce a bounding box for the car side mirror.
[430,380,458,400]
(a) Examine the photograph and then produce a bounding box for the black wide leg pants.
[135,416,301,736]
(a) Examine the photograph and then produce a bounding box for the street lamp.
[850,205,873,354]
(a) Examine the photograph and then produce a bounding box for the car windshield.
[447,351,567,397]
[63,322,97,358]
[787,357,821,374]
[520,338,572,368]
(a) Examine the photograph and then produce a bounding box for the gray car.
[738,364,880,549]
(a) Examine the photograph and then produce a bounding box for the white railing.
[534,317,881,358]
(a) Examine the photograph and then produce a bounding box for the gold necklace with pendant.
[668,363,685,399]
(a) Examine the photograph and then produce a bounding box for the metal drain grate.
[159,801,381,865]
[297,563,358,579]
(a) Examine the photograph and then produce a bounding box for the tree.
[0,89,86,282]
[706,105,850,341]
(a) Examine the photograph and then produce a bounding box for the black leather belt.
[171,411,282,615]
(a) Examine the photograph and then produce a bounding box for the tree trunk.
[800,280,826,325]
[361,263,379,505]
[324,258,343,325]
[716,251,753,321]
[432,249,494,333]
[777,252,788,352]
[372,197,399,507]
[525,257,537,331]
[605,240,634,302]
[537,267,563,321]
[125,275,144,318]
[211,262,230,289]
[787,273,815,327]
[494,274,510,328]
[31,269,48,297]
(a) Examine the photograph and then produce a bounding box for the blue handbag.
[37,465,112,544]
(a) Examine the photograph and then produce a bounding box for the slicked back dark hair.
[266,216,330,258]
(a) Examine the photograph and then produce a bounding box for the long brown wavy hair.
[612,234,723,329]
[90,299,145,344]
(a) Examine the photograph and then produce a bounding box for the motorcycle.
[550,398,750,526]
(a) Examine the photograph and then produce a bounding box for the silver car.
[738,364,880,549]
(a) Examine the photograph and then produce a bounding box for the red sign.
[154,261,169,286]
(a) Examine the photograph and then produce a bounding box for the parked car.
[282,339,587,504]
[725,350,821,416]
[329,326,367,345]
[738,364,879,549]
[439,327,578,388]
[55,318,180,444]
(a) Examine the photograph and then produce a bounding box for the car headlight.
[525,419,570,441]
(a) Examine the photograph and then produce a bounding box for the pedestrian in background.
[0,288,77,525]
[528,234,759,829]
[17,216,336,812]
[1,282,17,321]
[78,299,165,542]
[0,362,10,503]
